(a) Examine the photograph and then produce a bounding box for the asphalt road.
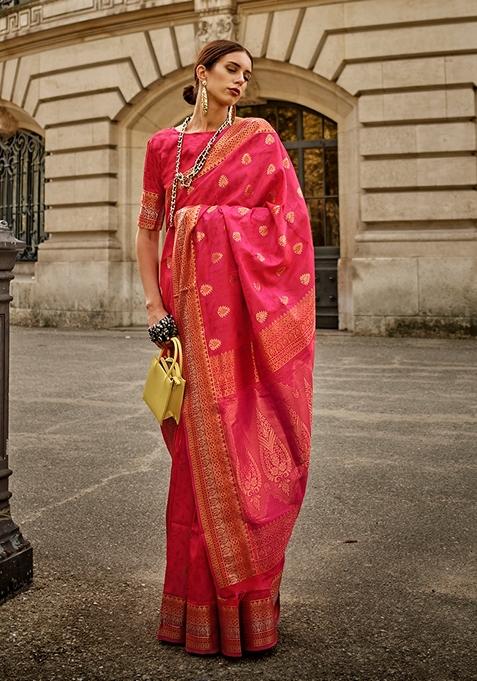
[0,327,475,681]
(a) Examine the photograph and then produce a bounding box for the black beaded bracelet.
[148,313,178,344]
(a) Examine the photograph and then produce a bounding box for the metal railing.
[0,130,47,261]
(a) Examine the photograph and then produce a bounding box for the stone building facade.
[0,0,476,335]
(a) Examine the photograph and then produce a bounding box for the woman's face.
[198,51,252,108]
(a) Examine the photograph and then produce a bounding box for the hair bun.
[183,84,196,105]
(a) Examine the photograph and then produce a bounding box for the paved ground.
[0,327,475,681]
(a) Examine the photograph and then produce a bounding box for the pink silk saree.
[137,117,316,657]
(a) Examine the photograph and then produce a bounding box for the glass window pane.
[325,199,340,247]
[277,106,298,141]
[304,148,324,197]
[324,117,337,140]
[303,111,323,140]
[307,198,324,247]
[324,148,338,196]
[238,105,253,118]
[261,105,278,129]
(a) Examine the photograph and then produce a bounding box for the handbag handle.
[158,336,182,376]
[170,336,183,373]
[158,336,178,374]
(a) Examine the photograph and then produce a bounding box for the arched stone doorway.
[120,61,358,330]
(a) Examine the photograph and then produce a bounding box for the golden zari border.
[185,601,220,652]
[208,347,236,398]
[179,118,273,183]
[137,189,163,230]
[242,594,278,650]
[250,507,300,573]
[172,206,257,588]
[257,288,316,374]
[157,589,281,656]
[156,592,186,643]
[209,290,315,400]
[217,596,242,656]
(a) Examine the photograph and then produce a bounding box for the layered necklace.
[168,107,234,230]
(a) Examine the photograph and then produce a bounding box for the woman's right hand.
[147,306,177,351]
[147,306,168,328]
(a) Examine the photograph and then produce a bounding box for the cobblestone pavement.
[0,327,475,681]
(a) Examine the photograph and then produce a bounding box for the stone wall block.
[266,9,301,61]
[37,33,158,87]
[345,21,477,60]
[382,56,445,89]
[358,89,474,123]
[445,54,477,85]
[241,12,269,57]
[45,148,117,177]
[290,4,344,68]
[361,157,476,188]
[148,27,179,75]
[361,190,477,222]
[337,62,382,95]
[344,0,477,25]
[46,120,117,151]
[352,257,419,315]
[313,33,345,81]
[45,205,118,234]
[416,122,476,153]
[45,176,117,205]
[446,87,475,117]
[359,125,416,155]
[24,63,141,114]
[35,91,125,127]
[12,54,40,107]
[174,23,196,66]
[417,157,476,187]
[360,122,476,156]
[361,159,418,189]
[418,257,477,316]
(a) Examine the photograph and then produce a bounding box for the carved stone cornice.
[194,0,238,47]
[194,0,236,12]
[196,12,238,45]
[0,0,191,44]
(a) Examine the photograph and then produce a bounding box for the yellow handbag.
[143,336,186,425]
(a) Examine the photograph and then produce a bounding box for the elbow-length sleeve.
[137,137,165,231]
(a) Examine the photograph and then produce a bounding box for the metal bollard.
[0,219,32,602]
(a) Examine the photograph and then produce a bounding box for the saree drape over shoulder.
[137,117,316,657]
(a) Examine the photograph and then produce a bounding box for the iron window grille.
[0,129,47,261]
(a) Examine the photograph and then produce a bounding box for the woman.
[136,39,316,658]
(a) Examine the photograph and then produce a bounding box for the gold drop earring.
[200,80,208,116]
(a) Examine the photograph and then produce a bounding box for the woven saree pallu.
[137,116,316,657]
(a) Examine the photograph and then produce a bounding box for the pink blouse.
[137,128,217,232]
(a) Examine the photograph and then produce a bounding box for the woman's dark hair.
[183,39,253,105]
